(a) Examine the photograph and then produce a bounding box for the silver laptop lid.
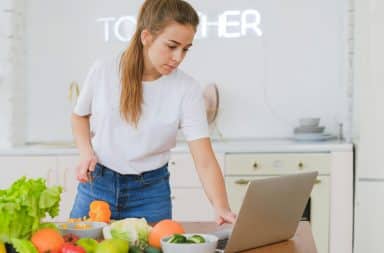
[224,171,318,253]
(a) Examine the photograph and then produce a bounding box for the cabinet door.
[56,155,80,221]
[171,188,215,221]
[226,175,329,253]
[0,156,57,189]
[169,152,225,188]
[311,176,330,253]
[355,182,384,253]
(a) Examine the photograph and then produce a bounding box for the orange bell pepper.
[88,200,111,223]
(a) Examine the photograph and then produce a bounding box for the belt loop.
[100,164,104,176]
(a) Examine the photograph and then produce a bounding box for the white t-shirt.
[73,56,209,174]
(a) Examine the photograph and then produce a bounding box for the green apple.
[95,239,129,253]
[76,238,98,253]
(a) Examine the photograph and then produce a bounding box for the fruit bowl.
[161,233,218,253]
[56,221,107,240]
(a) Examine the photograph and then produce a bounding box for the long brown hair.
[119,0,199,127]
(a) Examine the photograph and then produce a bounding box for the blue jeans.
[70,163,172,223]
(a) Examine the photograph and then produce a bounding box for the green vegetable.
[0,177,62,243]
[167,234,186,243]
[110,218,151,249]
[188,234,206,243]
[143,246,161,253]
[10,238,38,253]
[167,234,206,244]
[129,245,144,253]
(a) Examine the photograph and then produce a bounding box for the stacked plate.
[293,118,334,141]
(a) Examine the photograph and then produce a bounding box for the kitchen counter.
[182,221,317,253]
[0,138,352,156]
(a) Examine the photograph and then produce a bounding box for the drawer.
[225,153,330,175]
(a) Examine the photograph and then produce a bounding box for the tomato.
[61,243,86,253]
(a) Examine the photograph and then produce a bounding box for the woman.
[70,0,236,224]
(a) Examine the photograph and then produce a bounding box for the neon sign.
[96,9,263,42]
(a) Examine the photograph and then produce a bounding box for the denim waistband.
[94,162,169,180]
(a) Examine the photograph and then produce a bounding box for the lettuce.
[0,177,62,243]
[110,218,151,249]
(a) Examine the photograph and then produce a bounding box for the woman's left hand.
[215,208,237,225]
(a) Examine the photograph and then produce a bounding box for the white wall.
[0,0,26,147]
[8,0,351,143]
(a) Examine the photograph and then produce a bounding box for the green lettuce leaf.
[0,177,62,242]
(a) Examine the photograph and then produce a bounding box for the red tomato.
[61,243,86,253]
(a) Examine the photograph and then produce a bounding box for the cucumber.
[129,245,144,253]
[167,234,186,243]
[189,234,206,243]
[143,246,162,253]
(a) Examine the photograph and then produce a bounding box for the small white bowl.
[161,233,218,253]
[299,117,320,127]
[56,221,107,240]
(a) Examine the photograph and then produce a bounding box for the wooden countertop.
[181,221,317,253]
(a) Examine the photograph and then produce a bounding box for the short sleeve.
[73,60,103,116]
[180,81,209,141]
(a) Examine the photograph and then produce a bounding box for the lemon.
[0,241,6,253]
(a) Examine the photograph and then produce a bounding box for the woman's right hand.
[76,152,98,183]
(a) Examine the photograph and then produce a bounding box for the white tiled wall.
[0,0,26,147]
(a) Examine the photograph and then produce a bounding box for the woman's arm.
[188,137,237,224]
[71,113,98,182]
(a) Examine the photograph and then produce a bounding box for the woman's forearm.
[189,138,231,211]
[197,158,230,210]
[71,113,94,157]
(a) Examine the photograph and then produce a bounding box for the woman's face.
[142,22,196,77]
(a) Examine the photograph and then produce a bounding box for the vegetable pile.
[0,177,62,252]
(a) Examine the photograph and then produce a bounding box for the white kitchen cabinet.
[354,182,384,253]
[0,156,57,189]
[171,188,215,221]
[169,152,224,221]
[225,153,330,253]
[56,155,80,221]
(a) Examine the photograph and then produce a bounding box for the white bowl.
[294,126,325,134]
[56,221,107,240]
[299,117,320,127]
[161,233,218,253]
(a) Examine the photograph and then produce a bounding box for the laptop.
[213,171,318,253]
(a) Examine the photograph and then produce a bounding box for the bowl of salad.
[161,233,218,253]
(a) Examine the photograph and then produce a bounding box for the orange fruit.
[148,219,185,248]
[31,228,64,253]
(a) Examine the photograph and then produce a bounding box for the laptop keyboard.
[217,238,229,250]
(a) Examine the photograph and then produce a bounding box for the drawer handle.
[171,195,175,200]
[170,161,176,165]
[298,162,304,169]
[252,162,259,169]
[315,179,321,184]
[235,179,250,185]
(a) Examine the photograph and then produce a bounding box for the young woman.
[70,0,236,224]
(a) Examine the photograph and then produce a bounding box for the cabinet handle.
[298,162,304,169]
[315,178,321,184]
[170,161,176,165]
[235,179,250,185]
[253,162,259,169]
[171,195,175,200]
